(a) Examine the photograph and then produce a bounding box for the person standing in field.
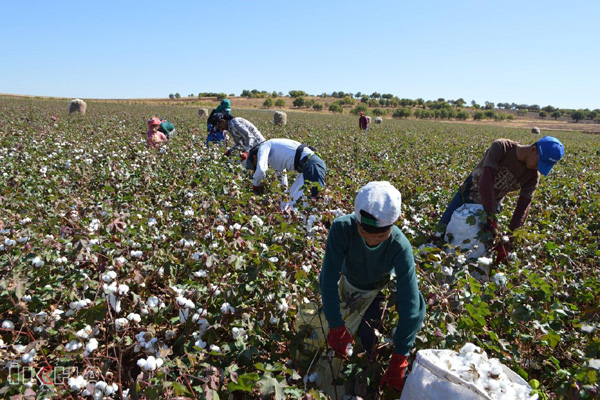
[437,136,565,261]
[359,111,369,130]
[219,115,266,160]
[146,117,168,148]
[320,181,426,394]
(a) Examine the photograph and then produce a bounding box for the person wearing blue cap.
[437,136,565,262]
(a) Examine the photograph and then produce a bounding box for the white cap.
[354,181,402,227]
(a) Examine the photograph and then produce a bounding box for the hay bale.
[375,117,383,124]
[274,111,287,126]
[198,108,209,118]
[366,116,371,124]
[531,126,541,134]
[68,99,87,116]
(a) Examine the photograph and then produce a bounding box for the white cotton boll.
[2,320,14,329]
[88,219,100,232]
[95,381,107,392]
[22,295,32,302]
[259,243,269,253]
[4,238,16,246]
[192,251,205,260]
[17,236,29,243]
[194,338,207,349]
[209,344,221,353]
[176,296,188,306]
[56,256,68,264]
[193,270,207,278]
[232,223,241,230]
[31,256,44,268]
[268,256,278,263]
[66,340,83,351]
[52,309,64,320]
[20,217,32,224]
[148,218,157,226]
[68,375,87,391]
[105,383,118,396]
[270,316,279,325]
[22,348,36,364]
[115,318,129,331]
[115,256,126,266]
[127,313,141,323]
[301,264,311,273]
[89,239,99,246]
[14,344,27,353]
[492,273,507,288]
[232,327,246,340]
[102,270,117,282]
[118,284,129,295]
[250,215,264,227]
[77,325,92,339]
[216,225,225,234]
[209,284,221,296]
[184,210,194,217]
[277,298,289,313]
[220,302,234,314]
[130,250,143,258]
[441,266,454,276]
[146,296,159,307]
[477,257,493,266]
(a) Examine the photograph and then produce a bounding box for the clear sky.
[2,0,599,110]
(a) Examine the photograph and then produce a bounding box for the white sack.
[445,203,487,259]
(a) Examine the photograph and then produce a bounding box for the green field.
[1,96,599,399]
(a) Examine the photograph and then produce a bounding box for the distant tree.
[505,114,515,120]
[472,103,481,109]
[360,96,369,104]
[473,111,485,120]
[304,99,316,108]
[229,93,235,97]
[440,109,448,119]
[331,92,339,98]
[587,111,598,121]
[456,111,470,120]
[471,100,478,107]
[312,103,323,111]
[370,92,381,99]
[372,108,387,116]
[329,103,343,113]
[517,108,528,116]
[551,111,562,120]
[289,90,306,98]
[494,113,507,121]
[271,91,278,98]
[175,93,181,99]
[538,111,547,119]
[263,98,274,108]
[454,98,466,108]
[528,104,540,112]
[542,105,556,113]
[355,92,362,99]
[169,94,175,99]
[275,99,286,108]
[382,93,394,99]
[339,96,355,106]
[484,101,494,110]
[350,103,369,115]
[571,110,586,122]
[216,93,227,100]
[392,108,412,119]
[368,99,380,108]
[293,97,306,108]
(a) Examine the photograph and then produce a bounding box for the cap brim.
[538,159,553,176]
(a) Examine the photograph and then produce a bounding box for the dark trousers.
[356,293,385,358]
[302,155,326,197]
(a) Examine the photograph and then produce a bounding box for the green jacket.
[319,214,426,355]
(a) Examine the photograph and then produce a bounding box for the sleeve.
[252,142,271,187]
[482,140,508,170]
[519,173,539,200]
[509,195,532,231]
[319,220,348,328]
[392,243,426,355]
[479,166,497,216]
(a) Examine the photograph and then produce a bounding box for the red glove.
[493,242,509,263]
[240,151,248,161]
[327,326,354,358]
[223,150,231,157]
[380,354,408,392]
[486,218,498,237]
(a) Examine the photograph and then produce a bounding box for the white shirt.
[253,139,313,187]
[227,118,266,153]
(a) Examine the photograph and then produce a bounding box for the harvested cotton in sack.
[445,204,488,259]
[401,344,537,400]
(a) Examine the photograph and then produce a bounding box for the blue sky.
[2,0,599,110]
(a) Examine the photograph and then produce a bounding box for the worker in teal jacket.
[320,181,426,394]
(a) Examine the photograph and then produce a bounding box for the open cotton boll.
[115,318,129,331]
[127,313,141,323]
[84,338,99,356]
[137,356,163,371]
[130,250,143,258]
[22,348,36,364]
[31,256,44,268]
[220,302,235,314]
[102,270,117,283]
[477,257,493,266]
[492,273,508,288]
[2,320,14,329]
[77,325,93,339]
[66,340,83,352]
[209,344,221,353]
[194,338,207,349]
[277,298,289,313]
[146,296,160,307]
[68,375,87,391]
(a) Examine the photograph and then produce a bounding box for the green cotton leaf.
[227,373,259,393]
[545,241,559,251]
[466,215,477,226]
[257,372,287,400]
[254,362,284,372]
[542,331,561,348]
[172,382,190,396]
